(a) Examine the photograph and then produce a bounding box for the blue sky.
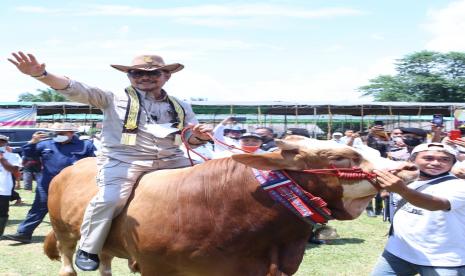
[1,0,464,102]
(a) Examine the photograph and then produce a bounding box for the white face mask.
[0,146,6,153]
[53,135,69,143]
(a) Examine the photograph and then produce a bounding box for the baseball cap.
[411,142,457,156]
[239,132,262,140]
[224,125,246,133]
[400,127,428,137]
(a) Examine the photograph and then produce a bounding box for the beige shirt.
[58,80,198,167]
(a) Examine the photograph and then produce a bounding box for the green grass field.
[0,188,388,276]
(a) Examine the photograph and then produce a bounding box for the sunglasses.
[128,70,164,78]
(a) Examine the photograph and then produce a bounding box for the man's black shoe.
[75,249,100,271]
[3,233,32,243]
[308,237,326,245]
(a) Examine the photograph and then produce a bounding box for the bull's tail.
[43,230,60,261]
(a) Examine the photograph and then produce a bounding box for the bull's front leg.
[277,236,310,275]
[266,245,289,276]
[56,239,78,276]
[98,253,114,276]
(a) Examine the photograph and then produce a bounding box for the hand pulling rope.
[180,125,254,166]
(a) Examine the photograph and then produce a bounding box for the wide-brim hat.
[111,55,184,74]
[50,122,79,132]
[0,134,9,141]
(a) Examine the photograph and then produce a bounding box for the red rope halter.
[298,166,380,190]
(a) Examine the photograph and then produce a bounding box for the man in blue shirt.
[4,123,95,243]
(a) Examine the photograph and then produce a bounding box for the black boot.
[0,216,7,236]
[3,232,32,243]
[75,249,100,271]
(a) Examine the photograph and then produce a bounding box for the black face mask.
[403,137,423,147]
[420,171,450,179]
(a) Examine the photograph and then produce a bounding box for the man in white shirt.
[340,129,364,148]
[0,135,22,236]
[213,132,265,158]
[371,142,465,275]
[331,132,344,144]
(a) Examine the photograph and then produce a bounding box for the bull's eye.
[329,156,345,161]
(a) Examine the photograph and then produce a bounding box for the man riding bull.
[8,52,212,271]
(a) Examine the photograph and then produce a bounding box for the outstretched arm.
[8,51,70,90]
[9,51,112,108]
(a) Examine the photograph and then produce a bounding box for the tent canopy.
[0,101,462,116]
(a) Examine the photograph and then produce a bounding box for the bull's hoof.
[75,249,100,271]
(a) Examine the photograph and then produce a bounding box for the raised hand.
[192,124,213,141]
[8,51,46,77]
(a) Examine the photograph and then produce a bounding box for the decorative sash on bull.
[121,86,186,145]
[253,169,332,225]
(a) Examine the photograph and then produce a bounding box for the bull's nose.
[400,163,418,172]
[388,162,418,174]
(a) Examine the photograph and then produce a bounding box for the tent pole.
[360,105,364,132]
[313,107,317,138]
[327,105,332,140]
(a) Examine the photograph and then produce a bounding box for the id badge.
[174,134,182,146]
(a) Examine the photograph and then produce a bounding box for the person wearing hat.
[213,132,264,158]
[212,116,246,153]
[399,127,428,149]
[4,123,95,244]
[331,132,344,144]
[371,143,465,275]
[254,127,277,152]
[0,135,22,237]
[238,132,264,153]
[8,52,211,271]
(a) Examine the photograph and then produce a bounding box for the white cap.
[332,132,343,137]
[50,122,79,132]
[411,142,457,156]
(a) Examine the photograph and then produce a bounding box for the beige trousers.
[79,156,191,254]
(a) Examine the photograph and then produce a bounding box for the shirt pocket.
[70,151,89,163]
[41,149,54,160]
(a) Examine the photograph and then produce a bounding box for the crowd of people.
[2,51,465,275]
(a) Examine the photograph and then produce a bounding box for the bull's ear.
[232,151,306,170]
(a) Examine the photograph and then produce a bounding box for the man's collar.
[135,88,168,102]
[419,171,451,180]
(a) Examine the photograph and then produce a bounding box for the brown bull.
[44,137,417,276]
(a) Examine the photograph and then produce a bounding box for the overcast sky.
[1,0,464,103]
